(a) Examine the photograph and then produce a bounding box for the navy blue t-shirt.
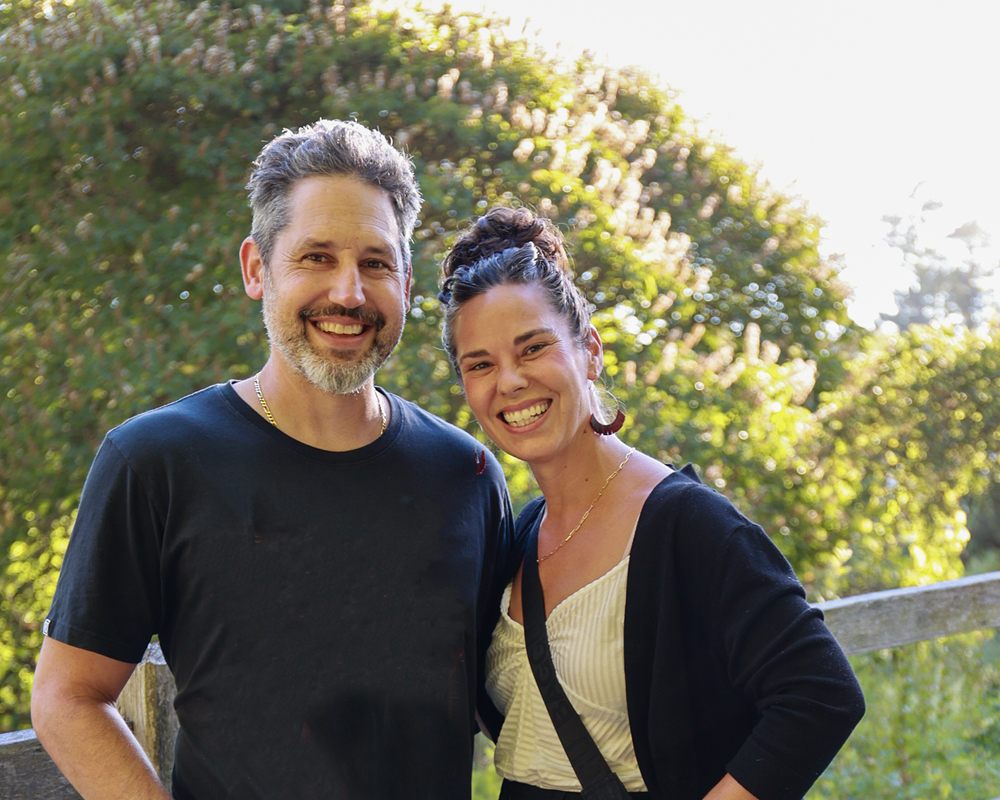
[45,383,518,799]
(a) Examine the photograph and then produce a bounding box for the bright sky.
[451,0,1000,327]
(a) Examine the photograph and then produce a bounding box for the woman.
[438,207,864,800]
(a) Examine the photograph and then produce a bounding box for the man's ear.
[240,237,264,300]
[586,325,604,381]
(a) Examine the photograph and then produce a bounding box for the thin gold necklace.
[537,447,635,563]
[252,374,387,437]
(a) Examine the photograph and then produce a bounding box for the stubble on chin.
[260,289,405,396]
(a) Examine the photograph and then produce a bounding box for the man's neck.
[233,357,388,452]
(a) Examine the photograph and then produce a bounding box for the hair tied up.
[437,266,470,305]
[438,206,591,378]
[519,241,539,264]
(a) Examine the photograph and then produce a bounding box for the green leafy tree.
[812,323,1000,594]
[3,14,999,800]
[810,636,1000,800]
[877,198,1000,582]
[1,0,857,728]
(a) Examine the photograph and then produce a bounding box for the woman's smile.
[499,399,552,428]
[452,283,600,465]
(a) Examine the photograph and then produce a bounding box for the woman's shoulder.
[636,464,769,566]
[642,464,750,527]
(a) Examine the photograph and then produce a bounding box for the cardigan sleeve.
[625,471,864,800]
[699,497,866,799]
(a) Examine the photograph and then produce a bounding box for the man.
[31,120,518,799]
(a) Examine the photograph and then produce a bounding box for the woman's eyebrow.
[514,327,555,345]
[458,348,490,362]
[459,328,556,363]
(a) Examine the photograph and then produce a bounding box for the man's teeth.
[315,321,364,335]
[503,402,550,427]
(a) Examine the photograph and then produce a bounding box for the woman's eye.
[524,343,546,355]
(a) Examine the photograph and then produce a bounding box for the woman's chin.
[492,429,562,466]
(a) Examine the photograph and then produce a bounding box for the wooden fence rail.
[2,570,999,799]
[816,569,1000,655]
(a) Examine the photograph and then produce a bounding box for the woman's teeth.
[503,402,550,427]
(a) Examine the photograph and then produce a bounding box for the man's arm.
[31,637,172,800]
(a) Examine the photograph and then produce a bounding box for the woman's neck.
[529,431,634,524]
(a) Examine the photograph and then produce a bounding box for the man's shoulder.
[388,392,509,487]
[389,392,476,447]
[106,383,233,452]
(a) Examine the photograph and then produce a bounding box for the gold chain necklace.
[252,374,386,437]
[538,447,635,563]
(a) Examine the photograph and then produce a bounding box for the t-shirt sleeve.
[44,434,163,664]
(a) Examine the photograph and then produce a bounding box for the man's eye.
[363,259,391,270]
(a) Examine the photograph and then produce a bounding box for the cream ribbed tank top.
[484,555,648,791]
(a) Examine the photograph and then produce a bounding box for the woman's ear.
[586,325,603,381]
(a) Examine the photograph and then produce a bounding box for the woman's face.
[451,282,602,466]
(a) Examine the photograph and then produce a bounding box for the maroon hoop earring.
[590,408,625,436]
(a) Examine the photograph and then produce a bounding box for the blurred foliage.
[1,5,999,793]
[810,635,1000,800]
[472,734,502,800]
[808,324,1000,594]
[876,198,1000,583]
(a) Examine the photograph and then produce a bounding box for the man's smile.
[313,321,365,335]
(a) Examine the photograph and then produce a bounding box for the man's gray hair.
[246,119,422,269]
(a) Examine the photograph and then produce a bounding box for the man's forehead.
[285,175,401,242]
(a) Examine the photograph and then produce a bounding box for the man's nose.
[327,261,366,308]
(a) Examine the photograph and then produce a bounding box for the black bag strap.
[521,526,631,800]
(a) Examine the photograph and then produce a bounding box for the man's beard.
[261,274,405,395]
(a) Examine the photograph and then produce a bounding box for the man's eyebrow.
[293,236,336,251]
[458,328,556,362]
[293,237,398,258]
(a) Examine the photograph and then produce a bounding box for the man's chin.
[298,353,385,395]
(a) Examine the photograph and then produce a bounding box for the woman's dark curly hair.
[441,206,570,277]
[438,207,592,377]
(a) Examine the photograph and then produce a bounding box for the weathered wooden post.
[0,730,82,800]
[115,642,179,791]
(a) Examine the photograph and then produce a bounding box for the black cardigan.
[480,465,865,800]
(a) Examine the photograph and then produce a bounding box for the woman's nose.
[496,360,529,395]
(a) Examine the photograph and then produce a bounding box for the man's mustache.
[301,304,385,331]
